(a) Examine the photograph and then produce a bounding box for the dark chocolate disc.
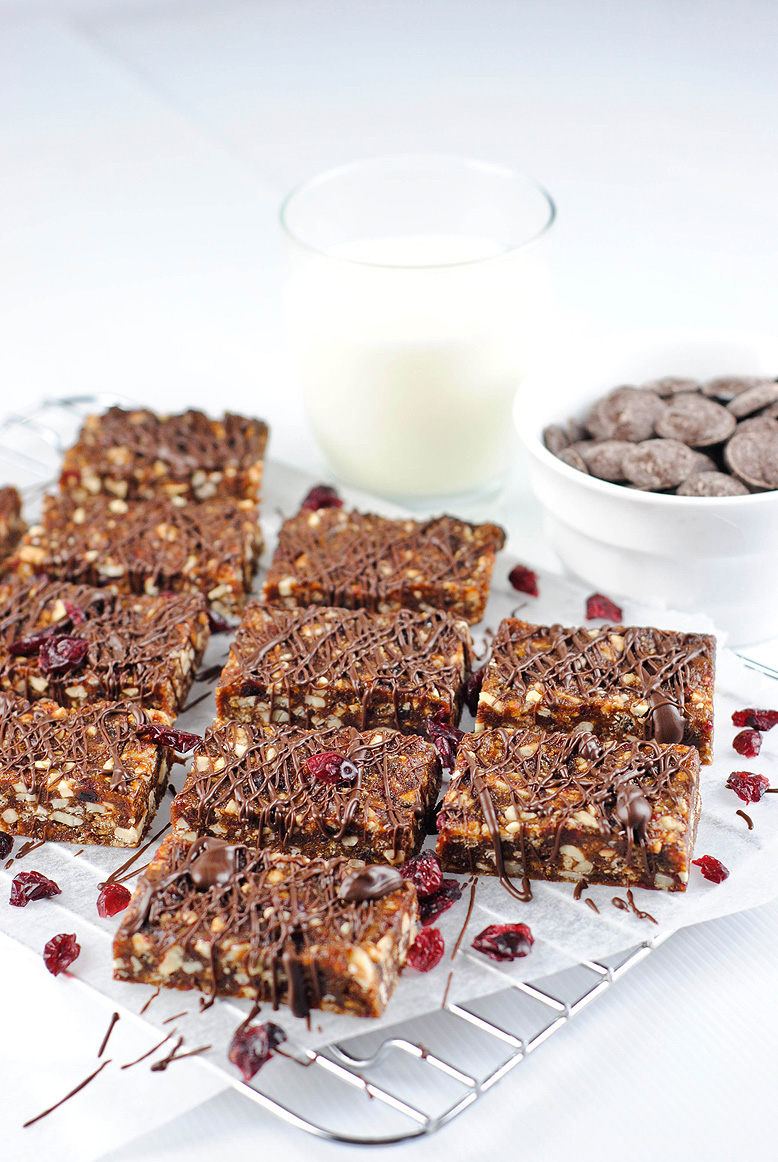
[641,376,698,397]
[654,394,736,447]
[586,387,666,443]
[701,375,769,402]
[726,381,778,419]
[621,439,696,490]
[725,424,778,490]
[556,445,589,474]
[543,425,569,455]
[338,865,404,902]
[577,439,632,482]
[676,471,750,497]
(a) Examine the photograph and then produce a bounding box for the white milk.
[284,234,553,500]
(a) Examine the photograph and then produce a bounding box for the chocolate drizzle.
[264,508,505,614]
[338,865,404,901]
[442,728,698,890]
[119,838,414,1018]
[220,603,472,733]
[483,619,715,747]
[174,722,440,861]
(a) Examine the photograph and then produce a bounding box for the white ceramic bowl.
[516,328,778,645]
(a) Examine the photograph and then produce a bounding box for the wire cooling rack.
[2,396,775,1145]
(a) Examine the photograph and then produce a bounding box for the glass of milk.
[280,156,555,505]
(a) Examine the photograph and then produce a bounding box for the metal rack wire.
[2,396,774,1145]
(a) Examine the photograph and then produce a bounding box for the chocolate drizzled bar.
[0,486,25,563]
[476,619,715,764]
[0,696,173,846]
[215,603,473,735]
[263,507,505,625]
[437,728,701,891]
[171,722,441,865]
[9,494,263,618]
[60,407,269,503]
[0,576,209,714]
[113,836,419,1017]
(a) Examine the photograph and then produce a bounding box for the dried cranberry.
[10,869,61,907]
[508,564,539,597]
[7,626,57,656]
[228,1021,287,1081]
[585,593,623,622]
[206,608,233,634]
[400,851,442,898]
[733,729,762,758]
[692,855,730,884]
[63,601,86,626]
[471,923,534,962]
[43,932,80,976]
[299,484,343,513]
[38,635,88,675]
[0,831,12,860]
[97,883,132,918]
[426,708,464,770]
[419,878,463,925]
[136,723,202,752]
[732,708,778,732]
[464,668,485,717]
[407,926,445,972]
[726,772,770,803]
[305,751,359,784]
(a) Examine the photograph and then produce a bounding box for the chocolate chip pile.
[544,375,778,495]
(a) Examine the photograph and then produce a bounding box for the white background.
[0,2,777,1159]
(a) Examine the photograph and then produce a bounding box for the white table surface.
[1,2,777,1158]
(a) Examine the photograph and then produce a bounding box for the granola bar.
[9,494,263,617]
[0,486,25,564]
[263,507,505,625]
[171,722,441,866]
[476,619,715,763]
[215,603,473,735]
[437,727,701,891]
[0,696,173,846]
[113,835,419,1017]
[60,407,268,503]
[0,576,209,714]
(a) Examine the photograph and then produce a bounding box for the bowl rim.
[517,326,778,509]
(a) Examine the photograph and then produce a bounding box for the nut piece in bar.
[113,835,419,1017]
[9,494,263,618]
[215,603,473,736]
[0,486,25,564]
[171,722,441,866]
[60,407,269,503]
[476,619,715,764]
[0,576,209,714]
[0,696,174,846]
[437,728,701,891]
[263,507,505,625]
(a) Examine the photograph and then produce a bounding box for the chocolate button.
[188,838,242,890]
[649,696,686,744]
[338,865,404,902]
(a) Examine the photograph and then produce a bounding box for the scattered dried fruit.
[228,1021,287,1081]
[426,708,464,770]
[300,484,343,513]
[136,724,202,752]
[508,564,539,597]
[97,883,132,918]
[472,923,534,961]
[419,878,463,925]
[7,627,57,656]
[732,708,778,732]
[305,751,359,784]
[726,772,770,803]
[585,593,623,622]
[733,729,762,758]
[10,869,62,907]
[407,926,445,972]
[400,851,442,898]
[38,636,89,675]
[0,831,12,860]
[63,601,87,626]
[43,932,80,976]
[692,855,730,884]
[464,668,485,717]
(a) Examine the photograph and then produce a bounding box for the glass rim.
[278,154,557,269]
